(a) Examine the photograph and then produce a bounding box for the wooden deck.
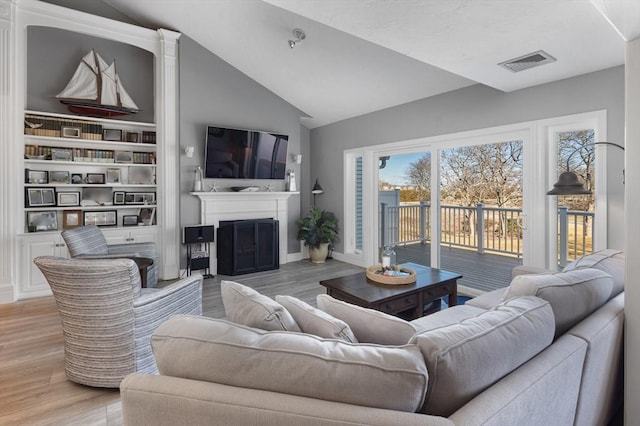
[394,243,522,295]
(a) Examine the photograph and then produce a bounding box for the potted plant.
[296,207,339,263]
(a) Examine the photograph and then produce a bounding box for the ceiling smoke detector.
[499,50,556,73]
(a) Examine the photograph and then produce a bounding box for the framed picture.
[26,188,56,207]
[62,209,82,229]
[51,148,73,162]
[26,211,57,232]
[49,171,71,184]
[106,168,121,184]
[124,192,156,205]
[86,173,105,184]
[61,126,81,138]
[125,132,139,143]
[115,151,133,164]
[138,207,155,226]
[103,129,122,141]
[71,173,84,184]
[123,215,139,226]
[26,169,48,184]
[128,166,155,185]
[113,191,126,205]
[83,210,117,227]
[57,192,80,207]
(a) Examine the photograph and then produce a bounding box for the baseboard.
[0,283,15,304]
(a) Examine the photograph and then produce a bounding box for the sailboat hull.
[61,100,139,118]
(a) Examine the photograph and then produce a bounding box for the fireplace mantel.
[191,191,298,274]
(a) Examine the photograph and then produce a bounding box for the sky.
[378,152,427,185]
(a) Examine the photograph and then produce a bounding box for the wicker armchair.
[61,225,159,287]
[34,256,203,388]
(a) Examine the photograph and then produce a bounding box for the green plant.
[296,207,339,249]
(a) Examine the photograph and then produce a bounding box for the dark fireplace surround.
[217,219,279,275]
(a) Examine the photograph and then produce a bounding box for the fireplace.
[217,219,279,275]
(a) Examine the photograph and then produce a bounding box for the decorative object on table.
[27,210,58,232]
[381,245,397,268]
[26,187,56,207]
[113,191,126,205]
[287,169,297,192]
[56,49,140,117]
[296,207,339,264]
[193,166,203,192]
[61,126,82,139]
[26,169,48,184]
[122,215,139,226]
[83,210,117,227]
[62,209,82,229]
[50,170,71,184]
[365,264,416,285]
[57,192,80,207]
[85,173,105,184]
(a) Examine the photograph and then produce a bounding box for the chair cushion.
[220,281,300,332]
[563,249,624,297]
[410,296,554,417]
[151,315,428,412]
[503,268,613,337]
[316,294,417,345]
[275,295,358,343]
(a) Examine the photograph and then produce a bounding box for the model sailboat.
[56,49,140,117]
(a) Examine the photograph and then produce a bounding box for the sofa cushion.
[410,296,554,417]
[275,295,358,343]
[151,315,428,413]
[410,304,488,332]
[503,268,613,337]
[220,281,300,332]
[316,294,417,345]
[563,249,624,297]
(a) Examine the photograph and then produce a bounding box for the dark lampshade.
[546,171,591,195]
[311,179,324,194]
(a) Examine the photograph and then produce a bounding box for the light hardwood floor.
[0,260,363,426]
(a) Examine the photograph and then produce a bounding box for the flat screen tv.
[204,126,288,179]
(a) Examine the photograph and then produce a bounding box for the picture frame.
[115,151,134,164]
[71,173,84,184]
[85,173,105,184]
[49,171,71,184]
[83,210,117,227]
[128,166,155,185]
[125,132,139,143]
[26,169,48,184]
[113,191,126,205]
[61,126,82,139]
[124,192,156,205]
[138,207,155,226]
[27,211,58,232]
[62,209,82,229]
[106,168,121,184]
[103,128,123,141]
[122,215,139,226]
[51,148,73,162]
[26,188,56,207]
[56,192,80,207]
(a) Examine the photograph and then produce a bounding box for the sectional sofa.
[120,250,624,426]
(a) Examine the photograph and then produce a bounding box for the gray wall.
[310,66,625,253]
[27,26,154,123]
[179,36,308,267]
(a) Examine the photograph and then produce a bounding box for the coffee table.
[319,262,462,319]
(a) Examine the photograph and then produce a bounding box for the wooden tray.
[366,265,416,285]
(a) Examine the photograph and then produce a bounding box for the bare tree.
[557,130,595,211]
[405,154,431,201]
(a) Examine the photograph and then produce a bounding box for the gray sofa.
[120,250,623,426]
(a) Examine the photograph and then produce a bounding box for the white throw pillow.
[275,295,358,343]
[563,249,624,297]
[220,280,300,332]
[316,294,417,345]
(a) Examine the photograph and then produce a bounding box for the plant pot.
[309,242,330,264]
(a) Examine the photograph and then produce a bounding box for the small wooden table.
[132,257,154,288]
[319,262,462,320]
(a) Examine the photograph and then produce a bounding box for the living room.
[0,0,639,424]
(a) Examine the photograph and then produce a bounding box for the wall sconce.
[291,153,302,164]
[312,178,324,206]
[184,146,195,158]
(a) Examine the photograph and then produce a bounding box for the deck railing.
[380,203,594,266]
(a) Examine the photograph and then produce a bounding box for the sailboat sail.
[56,49,140,117]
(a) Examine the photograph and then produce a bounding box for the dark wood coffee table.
[319,262,462,319]
[132,257,154,288]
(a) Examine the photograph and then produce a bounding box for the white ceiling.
[103,0,635,129]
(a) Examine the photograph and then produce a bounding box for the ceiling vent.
[499,50,556,73]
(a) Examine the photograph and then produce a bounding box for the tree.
[405,154,431,201]
[557,130,595,211]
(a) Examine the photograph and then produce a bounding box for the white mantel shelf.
[191,191,299,274]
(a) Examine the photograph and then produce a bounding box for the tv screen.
[204,126,288,179]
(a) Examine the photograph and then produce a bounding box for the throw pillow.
[275,295,358,343]
[220,280,301,332]
[563,249,624,297]
[152,315,428,413]
[316,294,417,345]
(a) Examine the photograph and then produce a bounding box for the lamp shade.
[311,179,324,194]
[546,171,591,195]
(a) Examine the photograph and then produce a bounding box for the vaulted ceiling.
[102,0,637,128]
